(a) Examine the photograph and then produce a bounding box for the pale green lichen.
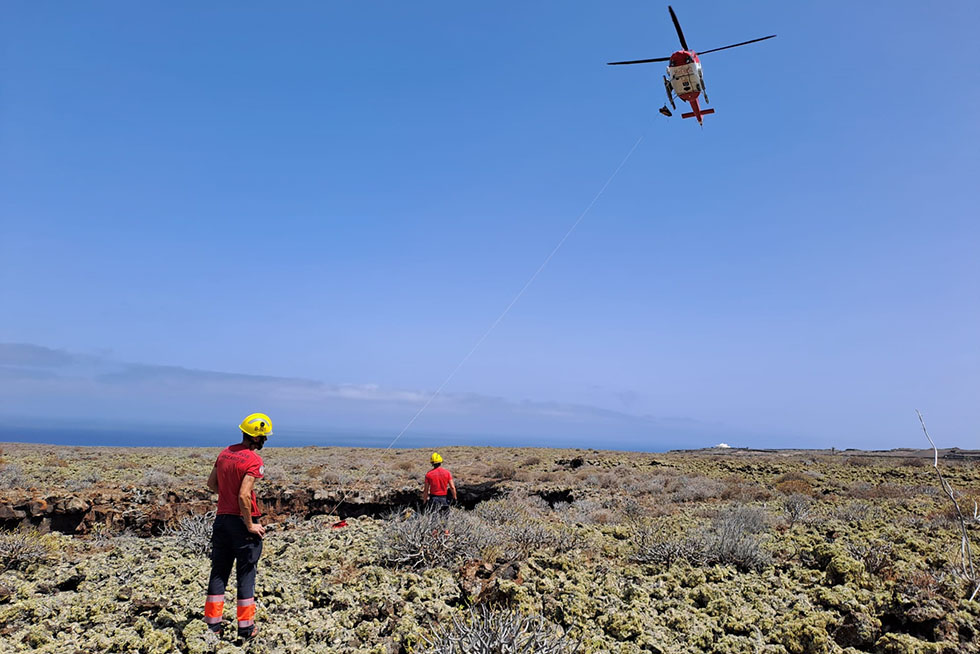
[0,446,977,653]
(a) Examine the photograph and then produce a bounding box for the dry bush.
[378,508,498,570]
[671,476,727,502]
[595,472,622,490]
[522,456,542,467]
[415,605,579,654]
[847,482,915,500]
[717,504,768,535]
[0,464,27,489]
[634,505,771,572]
[775,479,813,496]
[722,478,772,502]
[631,472,682,496]
[633,526,705,567]
[702,505,771,572]
[490,464,517,481]
[610,496,645,522]
[503,523,581,560]
[782,494,815,526]
[832,501,881,524]
[554,499,616,525]
[897,569,944,601]
[845,540,894,576]
[474,496,540,525]
[844,456,875,468]
[396,460,415,472]
[0,529,59,571]
[776,471,809,483]
[141,470,175,488]
[524,495,551,512]
[162,511,215,557]
[64,469,101,492]
[901,457,927,468]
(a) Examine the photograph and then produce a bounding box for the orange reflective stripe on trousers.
[237,597,255,627]
[204,595,224,624]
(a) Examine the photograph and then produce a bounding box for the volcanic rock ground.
[0,443,978,653]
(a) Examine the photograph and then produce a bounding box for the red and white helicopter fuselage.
[664,50,713,125]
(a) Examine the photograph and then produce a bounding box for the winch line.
[325,132,645,519]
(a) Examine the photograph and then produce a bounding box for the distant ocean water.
[0,424,680,452]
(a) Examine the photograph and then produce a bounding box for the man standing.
[422,451,457,510]
[203,413,271,640]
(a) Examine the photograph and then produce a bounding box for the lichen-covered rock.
[0,445,978,653]
[813,543,864,586]
[873,632,945,654]
[772,617,833,654]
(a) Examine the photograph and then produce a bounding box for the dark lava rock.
[0,505,27,520]
[27,499,50,517]
[131,597,169,616]
[56,573,85,592]
[833,610,880,649]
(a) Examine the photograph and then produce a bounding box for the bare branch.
[916,410,977,587]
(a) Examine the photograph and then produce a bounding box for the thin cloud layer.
[0,343,740,447]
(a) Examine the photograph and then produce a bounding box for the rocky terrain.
[0,442,978,653]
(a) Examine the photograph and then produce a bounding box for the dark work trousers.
[205,515,263,635]
[427,495,450,511]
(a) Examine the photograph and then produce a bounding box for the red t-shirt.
[214,443,264,517]
[425,466,452,496]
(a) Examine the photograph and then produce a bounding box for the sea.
[0,423,682,453]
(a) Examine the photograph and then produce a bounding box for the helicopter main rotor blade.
[697,35,777,55]
[668,6,689,52]
[607,56,671,65]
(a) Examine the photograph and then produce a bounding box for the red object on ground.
[332,520,348,529]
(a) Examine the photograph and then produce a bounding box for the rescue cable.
[325,132,647,519]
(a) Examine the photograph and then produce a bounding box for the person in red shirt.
[203,413,271,641]
[422,451,457,510]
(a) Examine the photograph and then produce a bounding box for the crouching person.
[203,413,271,640]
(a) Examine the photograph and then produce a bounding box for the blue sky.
[2,2,978,450]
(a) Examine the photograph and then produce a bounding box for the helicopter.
[608,6,776,126]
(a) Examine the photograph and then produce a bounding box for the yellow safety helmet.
[430,452,443,464]
[240,413,273,438]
